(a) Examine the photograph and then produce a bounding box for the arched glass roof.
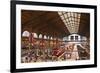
[58,12,81,34]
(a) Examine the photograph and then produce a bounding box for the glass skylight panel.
[61,15,64,19]
[66,19,69,22]
[71,18,74,21]
[63,19,66,23]
[69,18,72,21]
[71,23,74,26]
[74,18,76,22]
[67,13,70,17]
[75,13,77,18]
[70,21,74,25]
[64,14,67,18]
[58,12,81,34]
[77,18,80,23]
[58,12,63,15]
[75,21,78,25]
[71,12,74,17]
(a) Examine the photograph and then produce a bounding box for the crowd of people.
[21,39,90,63]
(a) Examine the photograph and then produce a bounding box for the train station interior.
[21,10,90,63]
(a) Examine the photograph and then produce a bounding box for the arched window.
[39,34,42,38]
[44,35,47,39]
[22,31,30,37]
[75,36,78,40]
[71,36,74,40]
[33,33,38,38]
